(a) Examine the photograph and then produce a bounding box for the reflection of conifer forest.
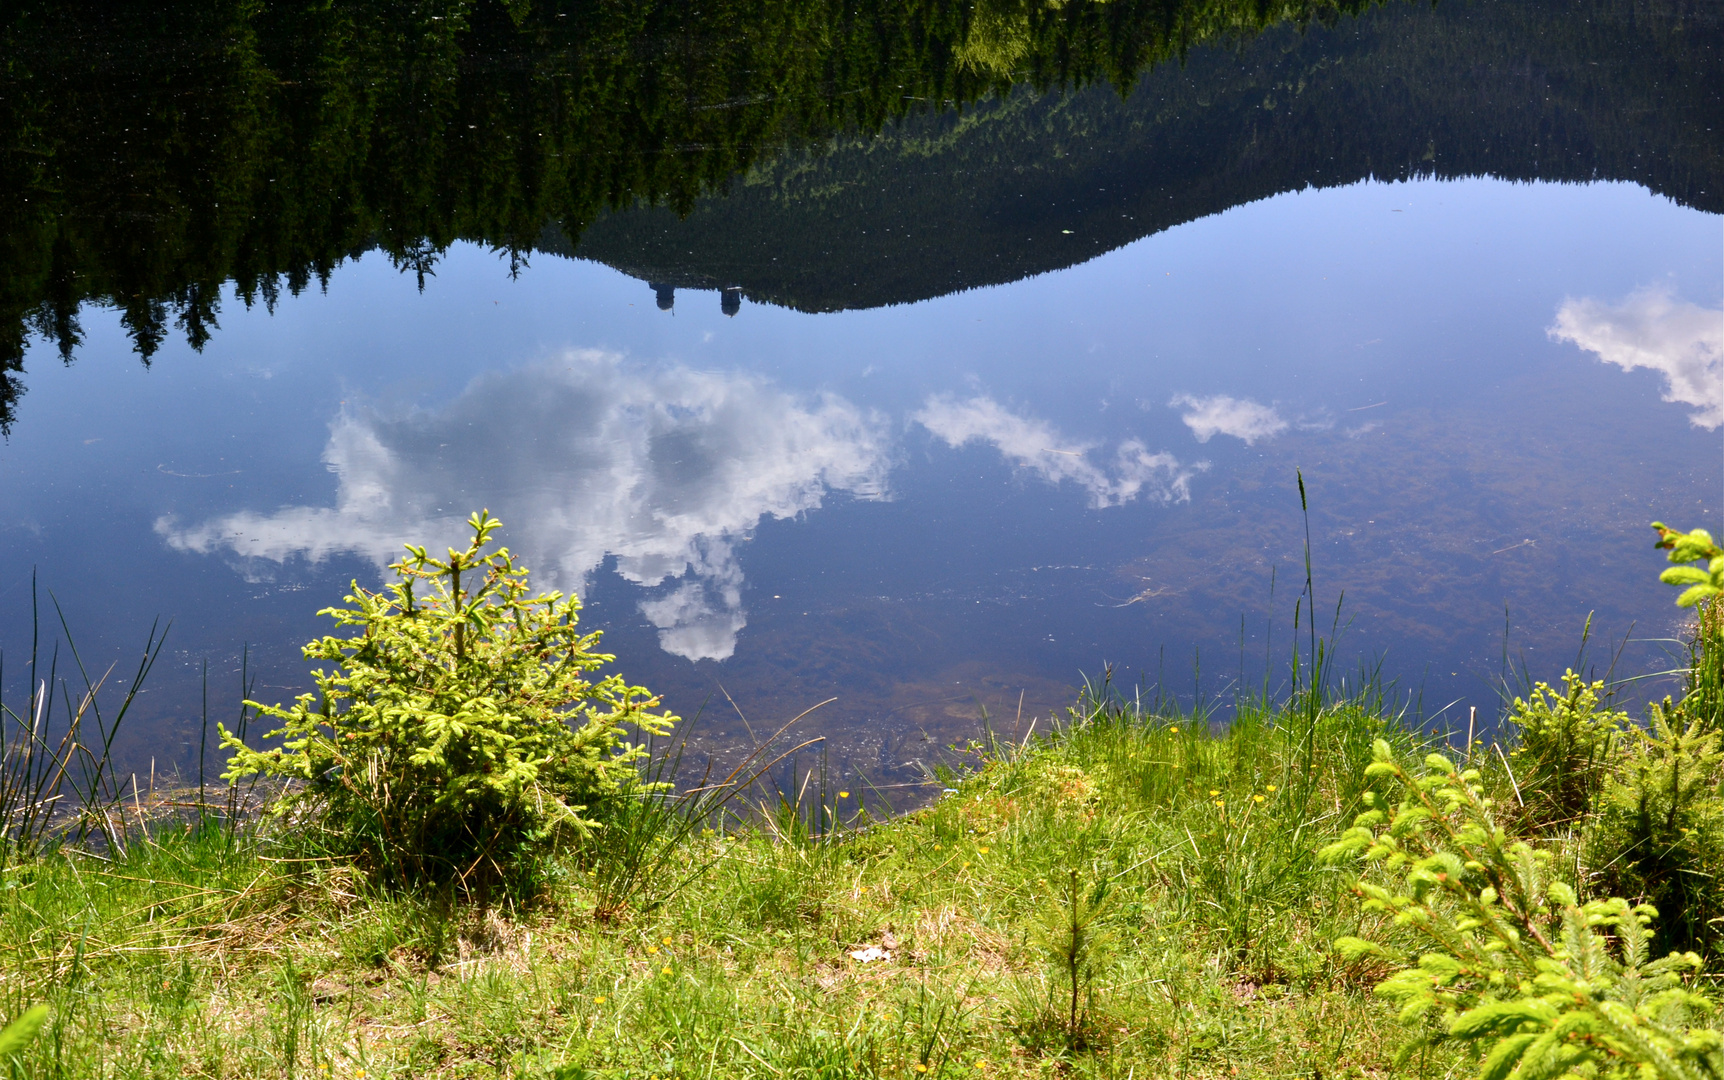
[1,0,1718,431]
[573,0,1724,312]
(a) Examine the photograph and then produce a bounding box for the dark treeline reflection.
[2,0,1720,430]
[0,0,1375,430]
[573,0,1724,312]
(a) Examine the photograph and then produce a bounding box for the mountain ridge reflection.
[157,353,892,661]
[5,0,1719,434]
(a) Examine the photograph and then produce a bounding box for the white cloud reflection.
[1549,284,1724,430]
[912,395,1198,507]
[158,352,892,662]
[1169,393,1289,445]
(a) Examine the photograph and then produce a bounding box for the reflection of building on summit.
[156,352,892,663]
[643,283,744,317]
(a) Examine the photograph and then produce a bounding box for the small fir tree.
[222,511,676,899]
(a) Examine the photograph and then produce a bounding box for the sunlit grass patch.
[0,684,1427,1079]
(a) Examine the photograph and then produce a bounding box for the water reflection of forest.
[2,0,1719,429]
[574,0,1724,313]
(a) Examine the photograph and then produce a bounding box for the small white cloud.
[159,352,892,663]
[1549,284,1723,429]
[911,395,1198,507]
[1168,394,1289,445]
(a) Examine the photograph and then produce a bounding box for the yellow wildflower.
[1253,795,1265,803]
[839,791,850,798]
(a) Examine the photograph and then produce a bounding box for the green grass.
[0,690,1458,1079]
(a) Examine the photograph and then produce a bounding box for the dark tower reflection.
[651,282,675,311]
[721,287,742,317]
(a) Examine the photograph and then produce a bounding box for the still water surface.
[1,0,1720,788]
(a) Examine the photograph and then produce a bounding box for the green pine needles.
[1652,523,1724,609]
[1033,867,1116,1051]
[1503,671,1628,830]
[221,511,677,899]
[1322,741,1724,1080]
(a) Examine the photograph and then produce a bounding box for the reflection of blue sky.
[159,354,891,661]
[913,395,1199,507]
[0,177,1719,737]
[1549,284,1723,429]
[1168,394,1291,445]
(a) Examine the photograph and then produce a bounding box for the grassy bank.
[0,689,1435,1079]
[7,520,1719,1079]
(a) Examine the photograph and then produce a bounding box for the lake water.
[1,0,1720,792]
